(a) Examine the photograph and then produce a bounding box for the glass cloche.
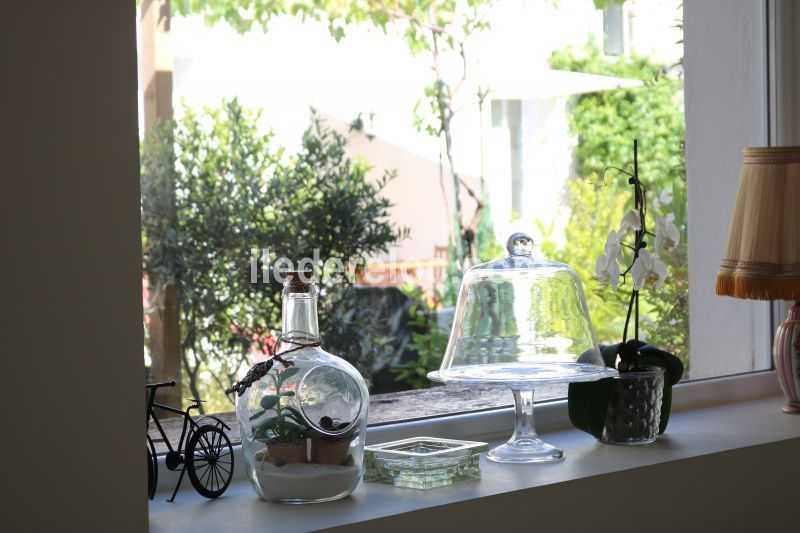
[429,233,615,463]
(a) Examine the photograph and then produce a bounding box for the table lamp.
[717,147,800,413]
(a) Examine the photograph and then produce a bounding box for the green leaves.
[281,406,309,427]
[252,416,278,431]
[249,408,266,421]
[259,394,280,410]
[547,42,689,368]
[277,366,300,386]
[141,101,406,408]
[392,283,448,389]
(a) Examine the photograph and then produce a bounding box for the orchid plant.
[595,140,681,371]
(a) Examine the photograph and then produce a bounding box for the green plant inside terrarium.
[250,367,311,445]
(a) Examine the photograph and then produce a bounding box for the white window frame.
[685,0,773,379]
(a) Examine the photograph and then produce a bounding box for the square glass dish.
[364,437,488,489]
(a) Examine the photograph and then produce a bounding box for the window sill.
[150,371,775,454]
[149,376,798,532]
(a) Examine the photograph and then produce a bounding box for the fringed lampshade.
[717,146,800,413]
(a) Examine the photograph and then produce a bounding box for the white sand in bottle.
[254,463,360,501]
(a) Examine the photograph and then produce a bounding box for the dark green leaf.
[248,408,266,421]
[277,366,300,385]
[252,416,278,431]
[260,394,280,410]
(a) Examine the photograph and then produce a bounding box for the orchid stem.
[620,139,644,370]
[622,289,637,345]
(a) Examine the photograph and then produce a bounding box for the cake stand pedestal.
[488,388,564,463]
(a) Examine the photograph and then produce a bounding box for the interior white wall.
[684,0,771,379]
[1,2,146,530]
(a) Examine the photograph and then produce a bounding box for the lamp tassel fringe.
[716,275,800,301]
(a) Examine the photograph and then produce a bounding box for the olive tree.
[141,100,406,411]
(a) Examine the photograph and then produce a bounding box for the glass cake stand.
[429,362,614,463]
[429,233,616,464]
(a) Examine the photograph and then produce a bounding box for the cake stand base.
[487,437,565,463]
[487,388,565,464]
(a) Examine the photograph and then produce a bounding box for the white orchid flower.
[604,229,622,263]
[596,252,620,291]
[659,188,673,206]
[619,209,642,233]
[652,197,661,211]
[631,249,668,290]
[655,215,680,255]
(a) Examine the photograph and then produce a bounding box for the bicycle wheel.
[186,425,233,499]
[147,434,158,500]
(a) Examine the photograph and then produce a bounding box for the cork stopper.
[284,270,314,293]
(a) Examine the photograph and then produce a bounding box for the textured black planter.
[601,366,665,444]
[568,341,683,441]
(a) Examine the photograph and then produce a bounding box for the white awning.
[483,69,643,100]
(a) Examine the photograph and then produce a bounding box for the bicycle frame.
[145,383,234,502]
[146,389,201,459]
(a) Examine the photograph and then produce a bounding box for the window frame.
[684,0,775,378]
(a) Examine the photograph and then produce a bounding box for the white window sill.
[149,372,799,532]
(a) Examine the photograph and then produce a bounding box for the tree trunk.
[147,279,182,412]
[141,0,173,132]
[142,0,181,410]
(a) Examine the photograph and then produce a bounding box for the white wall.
[2,2,147,530]
[326,114,480,266]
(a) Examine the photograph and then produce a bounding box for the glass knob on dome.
[506,232,534,256]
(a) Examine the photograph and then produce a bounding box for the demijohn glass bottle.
[234,271,369,503]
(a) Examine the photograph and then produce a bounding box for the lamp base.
[774,303,800,415]
[782,402,800,415]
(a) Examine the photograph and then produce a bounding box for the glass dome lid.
[429,232,613,388]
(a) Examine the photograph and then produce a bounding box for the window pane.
[139,0,767,428]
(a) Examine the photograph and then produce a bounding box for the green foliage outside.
[174,0,499,267]
[391,284,448,390]
[477,187,505,264]
[141,100,406,412]
[547,42,689,371]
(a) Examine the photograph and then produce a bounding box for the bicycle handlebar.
[145,380,176,390]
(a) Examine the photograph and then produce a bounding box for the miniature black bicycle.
[146,381,234,502]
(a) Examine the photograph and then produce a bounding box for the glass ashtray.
[364,437,488,490]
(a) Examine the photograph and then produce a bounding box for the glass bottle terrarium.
[430,233,616,463]
[234,272,369,504]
